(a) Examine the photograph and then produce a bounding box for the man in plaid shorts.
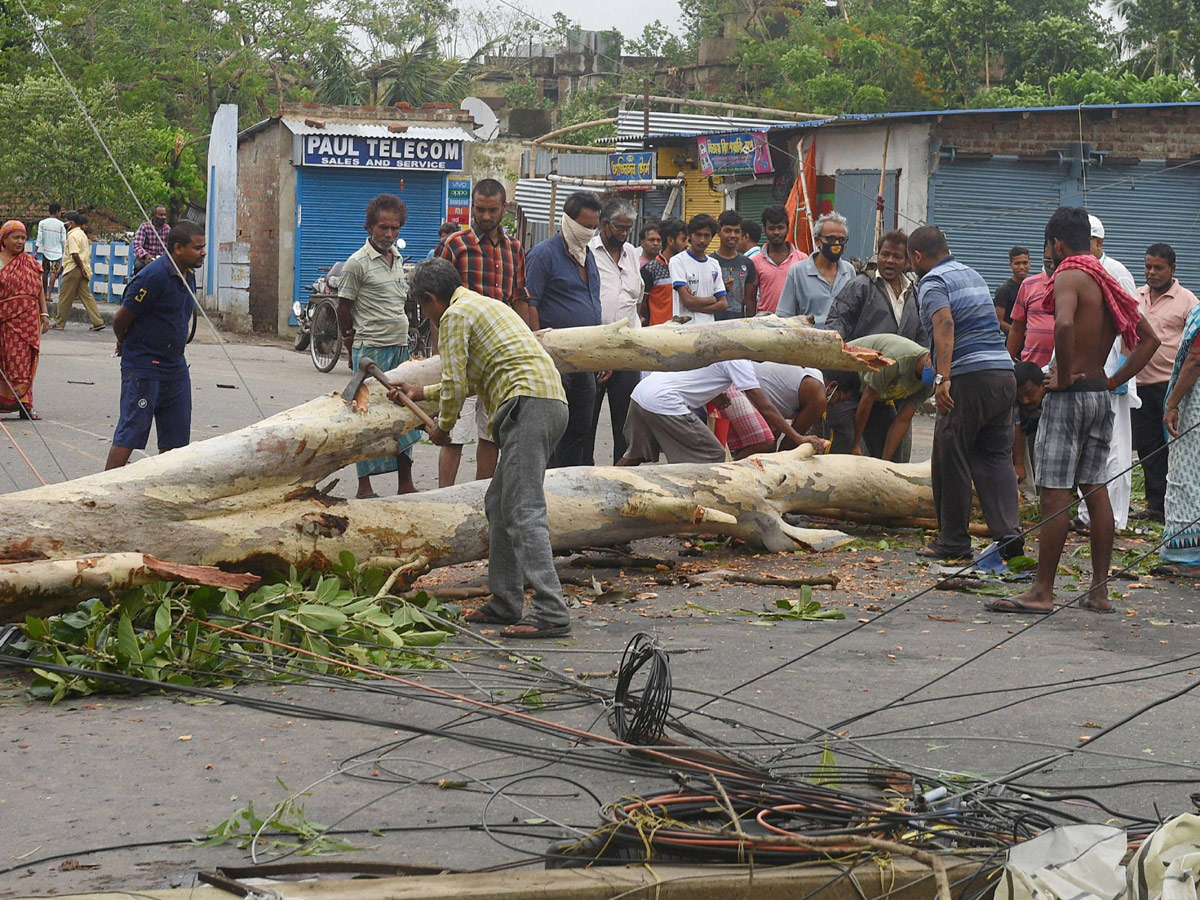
[995,208,1159,616]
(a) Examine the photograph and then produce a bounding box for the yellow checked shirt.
[424,286,566,431]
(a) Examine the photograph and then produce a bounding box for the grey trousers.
[485,396,570,626]
[824,398,912,461]
[930,369,1021,556]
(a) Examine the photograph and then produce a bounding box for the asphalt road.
[2,323,1199,897]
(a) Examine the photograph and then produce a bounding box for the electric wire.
[0,361,69,482]
[13,0,266,421]
[675,413,1200,731]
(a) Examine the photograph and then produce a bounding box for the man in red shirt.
[752,205,807,315]
[1006,246,1055,367]
[436,179,528,486]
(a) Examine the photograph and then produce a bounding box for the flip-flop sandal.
[356,492,380,499]
[983,597,1053,615]
[461,606,518,626]
[1079,600,1115,614]
[17,408,40,420]
[500,618,572,639]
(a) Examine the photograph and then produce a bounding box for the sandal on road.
[984,597,1053,615]
[500,618,571,639]
[461,606,518,626]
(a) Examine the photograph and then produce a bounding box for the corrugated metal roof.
[525,149,610,176]
[614,109,793,137]
[282,118,475,142]
[753,101,1200,136]
[514,178,561,226]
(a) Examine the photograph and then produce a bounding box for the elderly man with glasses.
[776,212,856,327]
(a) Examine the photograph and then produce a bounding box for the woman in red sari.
[0,219,49,419]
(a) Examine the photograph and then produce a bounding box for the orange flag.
[786,137,818,255]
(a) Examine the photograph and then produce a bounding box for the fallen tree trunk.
[0,316,887,524]
[0,449,934,619]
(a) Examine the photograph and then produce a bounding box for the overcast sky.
[518,0,684,41]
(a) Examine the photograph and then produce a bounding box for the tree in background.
[0,76,167,225]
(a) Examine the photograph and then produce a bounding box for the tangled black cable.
[613,633,671,744]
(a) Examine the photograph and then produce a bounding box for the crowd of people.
[4,183,1195,635]
[380,184,1199,633]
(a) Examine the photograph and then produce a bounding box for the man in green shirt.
[337,194,420,498]
[848,333,933,462]
[393,259,571,639]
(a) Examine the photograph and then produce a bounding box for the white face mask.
[560,212,596,267]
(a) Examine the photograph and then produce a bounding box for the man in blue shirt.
[777,211,856,326]
[522,191,603,467]
[104,222,205,470]
[909,226,1022,562]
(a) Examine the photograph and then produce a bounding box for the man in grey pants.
[909,226,1023,562]
[392,259,571,638]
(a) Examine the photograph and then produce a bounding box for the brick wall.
[237,125,282,332]
[934,106,1200,161]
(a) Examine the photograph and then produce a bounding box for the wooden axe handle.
[367,365,438,431]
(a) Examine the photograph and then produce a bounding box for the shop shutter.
[1064,161,1200,291]
[734,182,782,237]
[929,157,1067,292]
[294,167,445,305]
[834,169,899,264]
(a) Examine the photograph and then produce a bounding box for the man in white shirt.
[585,198,644,464]
[618,360,823,465]
[35,202,66,297]
[668,214,726,324]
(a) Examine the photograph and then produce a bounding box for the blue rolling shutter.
[294,167,445,304]
[1064,161,1200,291]
[930,158,1066,292]
[834,169,898,263]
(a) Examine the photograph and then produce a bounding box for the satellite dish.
[461,96,500,141]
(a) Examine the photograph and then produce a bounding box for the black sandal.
[500,617,572,639]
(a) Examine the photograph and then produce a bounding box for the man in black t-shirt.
[993,245,1030,336]
[713,211,758,319]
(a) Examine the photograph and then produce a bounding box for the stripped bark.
[0,449,934,619]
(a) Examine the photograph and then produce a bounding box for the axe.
[342,355,437,432]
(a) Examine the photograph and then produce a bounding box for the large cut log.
[0,448,933,619]
[0,316,887,524]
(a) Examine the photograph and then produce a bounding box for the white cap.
[1088,215,1104,240]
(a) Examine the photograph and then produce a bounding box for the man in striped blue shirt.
[910,226,1022,562]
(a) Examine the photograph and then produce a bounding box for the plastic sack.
[1128,814,1200,900]
[995,824,1127,900]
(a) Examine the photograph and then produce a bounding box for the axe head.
[341,355,377,403]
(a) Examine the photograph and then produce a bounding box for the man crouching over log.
[392,259,572,639]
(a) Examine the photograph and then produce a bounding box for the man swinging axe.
[389,258,573,639]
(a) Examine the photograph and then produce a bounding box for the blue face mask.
[920,360,936,387]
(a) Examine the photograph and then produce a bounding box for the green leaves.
[759,586,847,621]
[18,564,456,703]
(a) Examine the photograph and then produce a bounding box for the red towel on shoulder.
[1039,253,1141,348]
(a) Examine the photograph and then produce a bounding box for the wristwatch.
[934,374,948,385]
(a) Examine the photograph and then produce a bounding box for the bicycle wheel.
[187,306,198,343]
[309,300,342,372]
[408,314,433,359]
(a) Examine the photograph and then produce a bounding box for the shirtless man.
[994,207,1159,616]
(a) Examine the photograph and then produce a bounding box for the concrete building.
[236,103,475,335]
[623,102,1200,290]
